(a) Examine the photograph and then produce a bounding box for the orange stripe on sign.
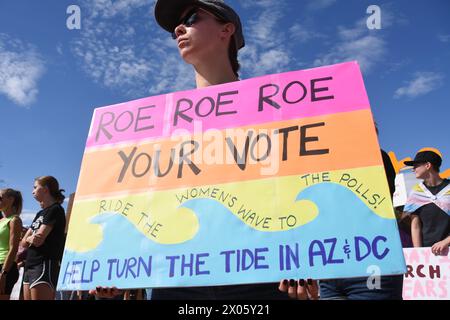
[75,109,381,197]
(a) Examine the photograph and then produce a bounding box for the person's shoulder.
[411,183,424,192]
[44,203,65,216]
[50,203,65,212]
[10,215,22,225]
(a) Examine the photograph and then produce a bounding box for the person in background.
[21,176,66,300]
[316,147,403,299]
[394,206,413,248]
[0,188,23,300]
[404,151,450,255]
[16,226,29,268]
[13,226,30,300]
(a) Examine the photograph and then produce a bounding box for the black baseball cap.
[154,0,245,50]
[404,150,442,169]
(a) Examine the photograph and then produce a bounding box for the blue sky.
[1,0,449,225]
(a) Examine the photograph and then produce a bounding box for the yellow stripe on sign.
[66,165,394,252]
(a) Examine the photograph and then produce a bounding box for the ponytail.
[55,188,66,204]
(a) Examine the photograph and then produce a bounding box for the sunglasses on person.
[171,7,226,39]
[412,162,427,169]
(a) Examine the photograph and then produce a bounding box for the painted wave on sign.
[58,182,405,290]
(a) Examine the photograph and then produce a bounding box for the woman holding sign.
[91,0,298,300]
[150,2,282,299]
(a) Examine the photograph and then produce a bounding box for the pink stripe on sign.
[86,95,168,148]
[87,61,370,148]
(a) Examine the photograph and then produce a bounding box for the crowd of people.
[1,0,448,300]
[0,176,66,300]
[1,154,446,301]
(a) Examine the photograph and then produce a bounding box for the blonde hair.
[1,188,23,215]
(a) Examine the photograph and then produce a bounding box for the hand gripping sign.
[58,61,406,290]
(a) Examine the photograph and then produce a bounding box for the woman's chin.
[179,47,198,63]
[179,53,191,64]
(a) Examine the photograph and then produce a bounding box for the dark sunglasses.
[171,8,227,40]
[172,8,201,40]
[412,162,427,169]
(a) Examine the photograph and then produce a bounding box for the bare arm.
[1,217,22,273]
[410,214,422,247]
[27,224,54,247]
[20,228,33,248]
[442,236,450,246]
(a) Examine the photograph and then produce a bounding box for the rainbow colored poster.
[57,61,406,291]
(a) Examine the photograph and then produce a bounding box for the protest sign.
[393,170,422,208]
[403,247,449,300]
[58,61,406,290]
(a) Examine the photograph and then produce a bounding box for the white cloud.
[246,7,283,49]
[56,44,63,55]
[337,22,366,41]
[260,49,291,72]
[438,34,450,43]
[71,0,194,97]
[380,59,411,77]
[89,0,153,19]
[238,0,277,9]
[313,18,386,73]
[72,0,301,92]
[394,72,444,99]
[239,1,299,78]
[314,35,385,72]
[0,34,45,106]
[20,209,37,227]
[289,23,325,43]
[73,0,312,94]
